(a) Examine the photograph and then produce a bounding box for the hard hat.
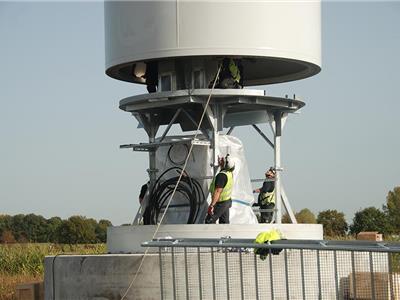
[267,167,276,174]
[225,155,235,170]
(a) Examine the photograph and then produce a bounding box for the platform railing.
[143,238,400,300]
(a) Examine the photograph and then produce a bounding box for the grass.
[0,243,106,300]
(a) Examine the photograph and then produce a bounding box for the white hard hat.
[225,155,235,170]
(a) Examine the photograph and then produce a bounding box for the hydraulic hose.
[143,167,205,225]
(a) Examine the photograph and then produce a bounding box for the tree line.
[0,214,112,244]
[1,186,399,243]
[283,186,400,238]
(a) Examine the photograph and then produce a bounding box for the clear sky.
[0,1,399,226]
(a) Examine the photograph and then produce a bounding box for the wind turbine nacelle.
[104,0,321,87]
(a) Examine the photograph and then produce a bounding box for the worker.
[144,61,158,93]
[139,181,149,204]
[254,229,283,260]
[253,167,276,223]
[205,155,235,224]
[209,58,243,89]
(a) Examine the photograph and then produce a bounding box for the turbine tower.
[104,0,321,224]
[44,2,324,298]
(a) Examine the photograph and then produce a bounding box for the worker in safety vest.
[253,167,276,223]
[205,155,235,224]
[209,58,243,89]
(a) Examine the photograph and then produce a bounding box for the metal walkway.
[143,238,400,300]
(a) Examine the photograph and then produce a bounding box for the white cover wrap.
[214,135,258,224]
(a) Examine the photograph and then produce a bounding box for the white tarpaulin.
[212,135,258,224]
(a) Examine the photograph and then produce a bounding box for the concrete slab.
[44,254,160,300]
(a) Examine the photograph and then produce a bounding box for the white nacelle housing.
[104,0,321,86]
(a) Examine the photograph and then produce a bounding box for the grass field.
[0,243,106,300]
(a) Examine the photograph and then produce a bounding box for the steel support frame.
[134,113,160,191]
[274,111,283,223]
[181,108,211,140]
[159,108,182,142]
[206,105,219,177]
[130,91,298,224]
[252,112,296,224]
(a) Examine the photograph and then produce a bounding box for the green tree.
[46,216,62,243]
[350,207,391,235]
[11,214,28,242]
[95,219,113,243]
[281,209,316,224]
[57,216,97,244]
[0,215,12,237]
[296,209,317,224]
[317,210,348,237]
[23,214,48,242]
[384,186,400,233]
[282,213,291,223]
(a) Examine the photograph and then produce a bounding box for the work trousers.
[205,200,232,224]
[260,202,275,223]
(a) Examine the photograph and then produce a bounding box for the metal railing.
[143,238,400,300]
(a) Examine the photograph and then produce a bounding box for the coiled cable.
[143,167,205,225]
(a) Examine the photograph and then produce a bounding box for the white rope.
[120,65,222,299]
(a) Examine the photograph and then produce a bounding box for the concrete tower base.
[44,224,322,299]
[44,254,158,300]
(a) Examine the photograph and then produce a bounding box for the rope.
[120,65,222,299]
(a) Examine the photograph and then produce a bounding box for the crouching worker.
[254,229,283,260]
[209,58,243,89]
[205,155,235,224]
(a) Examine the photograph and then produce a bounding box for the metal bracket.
[252,124,274,149]
[227,127,235,135]
[120,138,210,152]
[159,108,182,142]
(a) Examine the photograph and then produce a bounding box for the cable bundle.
[143,167,205,225]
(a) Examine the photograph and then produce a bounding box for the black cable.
[143,167,205,225]
[167,144,189,165]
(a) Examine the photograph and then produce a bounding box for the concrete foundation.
[44,224,323,299]
[44,247,394,300]
[44,254,160,300]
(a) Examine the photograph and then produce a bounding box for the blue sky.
[0,1,399,225]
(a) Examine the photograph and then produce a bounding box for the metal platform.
[119,89,304,224]
[119,89,304,132]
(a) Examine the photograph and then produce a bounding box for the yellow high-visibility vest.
[255,229,281,245]
[260,189,275,205]
[210,170,233,202]
[228,59,241,83]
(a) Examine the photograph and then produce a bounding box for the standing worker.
[205,155,235,224]
[144,61,158,93]
[253,167,276,223]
